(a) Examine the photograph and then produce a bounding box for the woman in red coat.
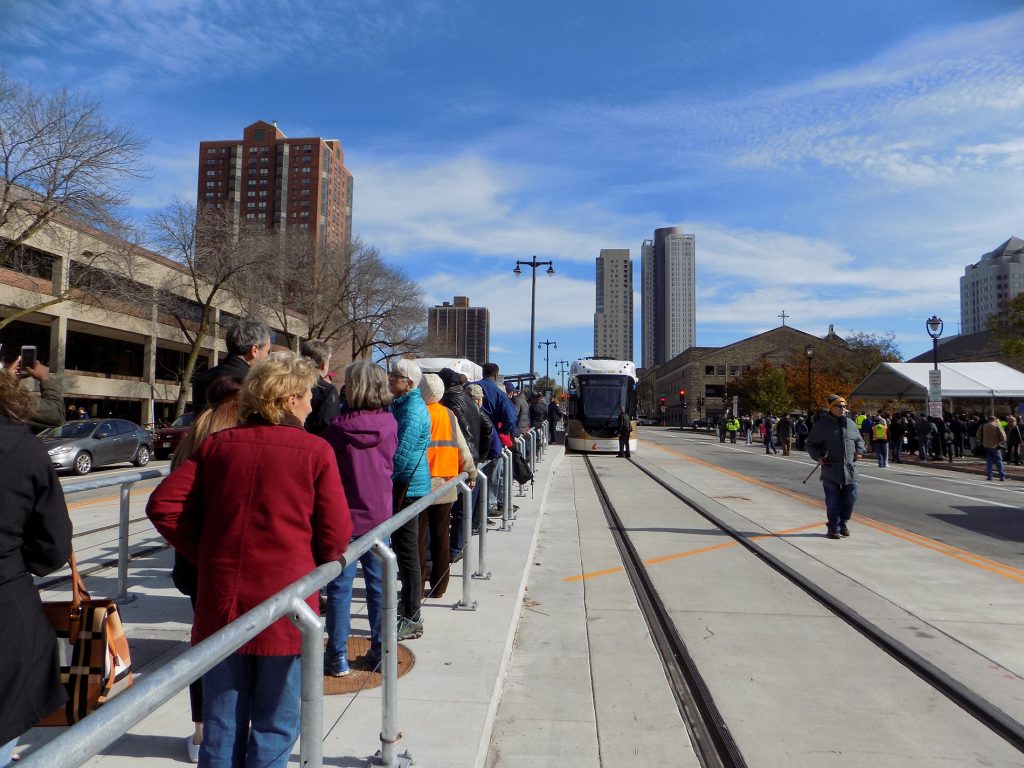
[147,351,352,768]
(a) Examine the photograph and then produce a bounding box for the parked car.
[637,416,659,426]
[690,418,711,431]
[153,412,195,461]
[40,419,155,475]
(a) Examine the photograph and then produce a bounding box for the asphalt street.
[640,427,1024,569]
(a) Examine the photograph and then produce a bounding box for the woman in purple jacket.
[321,360,398,675]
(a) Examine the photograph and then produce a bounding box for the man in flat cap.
[806,394,864,539]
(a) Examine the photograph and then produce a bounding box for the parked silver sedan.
[39,418,154,475]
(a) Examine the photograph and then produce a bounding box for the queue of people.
[141,322,525,767]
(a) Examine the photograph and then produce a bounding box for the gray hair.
[344,360,392,411]
[300,338,332,369]
[226,319,271,356]
[390,358,422,388]
[466,383,483,404]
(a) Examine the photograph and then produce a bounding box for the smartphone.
[20,345,37,372]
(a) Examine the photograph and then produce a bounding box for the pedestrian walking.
[806,394,864,539]
[777,414,794,456]
[616,404,632,457]
[1006,416,1023,466]
[763,414,778,454]
[978,414,1008,481]
[872,413,889,467]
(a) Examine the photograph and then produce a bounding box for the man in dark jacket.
[547,395,565,444]
[529,394,547,431]
[807,394,864,539]
[191,319,271,413]
[300,339,339,435]
[616,405,632,457]
[776,414,794,456]
[439,368,480,462]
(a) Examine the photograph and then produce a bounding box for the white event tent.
[851,362,1024,409]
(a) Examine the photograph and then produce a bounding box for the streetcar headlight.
[48,445,74,456]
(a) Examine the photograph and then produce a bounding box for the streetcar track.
[583,455,746,768]
[590,453,1024,754]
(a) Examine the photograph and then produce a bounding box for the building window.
[205,192,215,198]
[206,148,216,155]
[254,129,265,140]
[302,167,311,174]
[249,147,259,154]
[260,146,269,153]
[299,223,309,229]
[258,202,267,209]
[246,213,256,220]
[260,169,269,175]
[248,179,256,186]
[205,181,215,188]
[259,179,268,186]
[247,202,255,209]
[259,190,267,197]
[206,170,216,177]
[303,144,312,152]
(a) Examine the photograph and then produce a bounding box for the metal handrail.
[62,467,171,602]
[21,474,468,768]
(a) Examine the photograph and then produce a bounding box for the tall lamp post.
[926,315,943,370]
[538,339,557,389]
[514,256,555,392]
[805,344,815,416]
[926,315,944,417]
[555,359,570,393]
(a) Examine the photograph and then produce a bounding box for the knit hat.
[827,393,847,407]
[504,381,517,394]
[419,373,445,405]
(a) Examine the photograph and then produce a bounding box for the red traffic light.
[678,388,686,397]
[659,397,667,404]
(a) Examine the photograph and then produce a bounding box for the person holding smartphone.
[2,347,66,433]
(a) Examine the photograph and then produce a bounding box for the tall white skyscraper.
[594,249,633,361]
[641,227,695,368]
[961,237,1024,334]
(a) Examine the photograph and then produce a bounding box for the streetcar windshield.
[576,375,634,423]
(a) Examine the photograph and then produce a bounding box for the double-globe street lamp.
[805,344,814,416]
[555,359,570,393]
[513,256,555,392]
[926,315,944,416]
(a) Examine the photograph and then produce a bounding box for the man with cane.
[806,394,864,540]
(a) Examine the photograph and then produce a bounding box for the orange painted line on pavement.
[565,522,822,582]
[645,440,1024,583]
[66,487,152,510]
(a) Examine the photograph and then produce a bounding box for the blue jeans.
[200,653,301,768]
[822,482,858,533]
[986,448,1006,480]
[325,544,384,666]
[487,458,504,510]
[764,435,776,453]
[875,441,888,467]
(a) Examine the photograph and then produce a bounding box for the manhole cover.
[323,636,415,695]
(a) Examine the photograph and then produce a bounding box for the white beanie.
[419,373,445,405]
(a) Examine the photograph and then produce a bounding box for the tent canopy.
[851,362,1024,400]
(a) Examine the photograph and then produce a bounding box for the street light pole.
[538,339,557,387]
[805,344,815,416]
[926,315,943,370]
[514,256,555,392]
[555,359,569,393]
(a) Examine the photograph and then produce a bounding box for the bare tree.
[147,199,270,416]
[345,245,427,363]
[0,72,146,331]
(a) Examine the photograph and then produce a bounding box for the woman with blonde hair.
[169,375,242,762]
[148,351,353,767]
[321,360,397,674]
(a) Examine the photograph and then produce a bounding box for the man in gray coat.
[806,394,865,539]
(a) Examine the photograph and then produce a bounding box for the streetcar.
[566,358,638,453]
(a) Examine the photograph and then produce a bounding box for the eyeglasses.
[831,403,847,409]
[388,374,410,382]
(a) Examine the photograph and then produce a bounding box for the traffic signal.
[659,397,667,405]
[678,388,686,398]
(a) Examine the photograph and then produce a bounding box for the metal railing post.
[473,470,491,580]
[117,481,137,604]
[289,596,325,768]
[370,540,412,767]
[529,430,537,475]
[506,445,515,515]
[500,447,513,530]
[454,481,477,611]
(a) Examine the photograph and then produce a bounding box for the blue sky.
[3,0,1024,379]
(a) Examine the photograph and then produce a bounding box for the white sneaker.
[185,736,200,763]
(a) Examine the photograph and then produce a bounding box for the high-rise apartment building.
[197,120,354,251]
[427,296,490,365]
[594,249,633,361]
[641,227,696,368]
[961,237,1024,334]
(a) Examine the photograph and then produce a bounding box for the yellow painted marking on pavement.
[565,522,822,582]
[66,487,153,510]
[644,440,1024,583]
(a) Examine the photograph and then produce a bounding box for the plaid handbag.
[38,551,133,725]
